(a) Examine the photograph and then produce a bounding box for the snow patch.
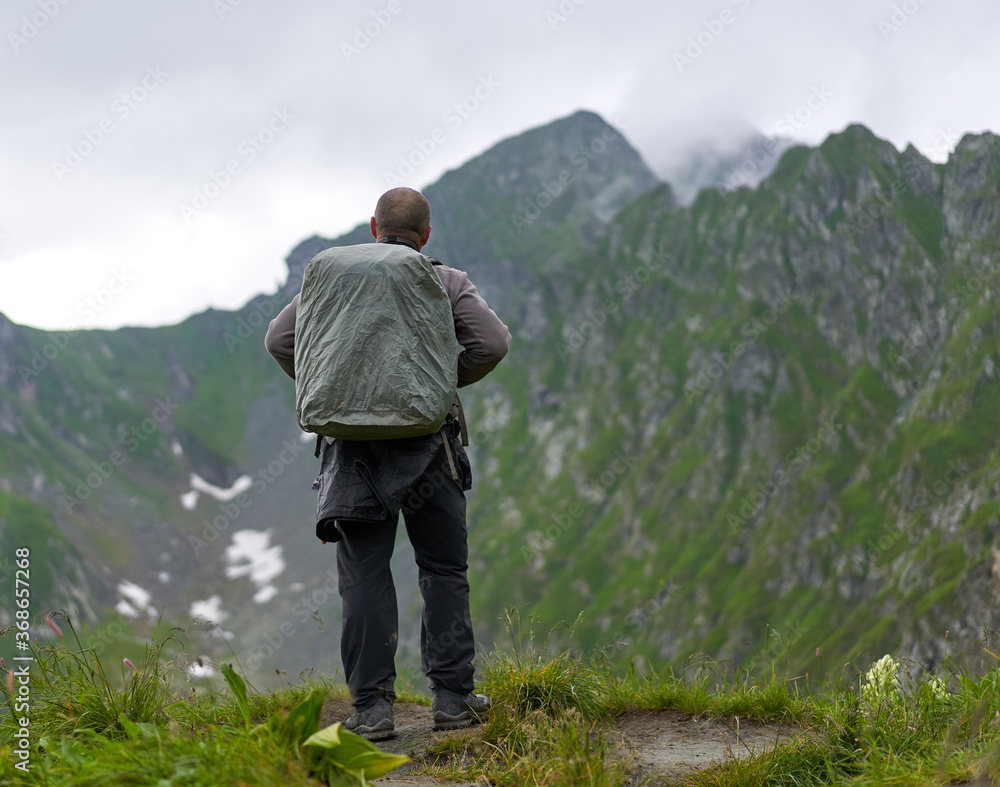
[180,473,253,510]
[225,529,284,604]
[190,595,228,623]
[188,658,218,679]
[172,439,184,457]
[116,600,140,618]
[117,579,156,619]
[192,473,254,501]
[542,433,567,481]
[253,585,279,604]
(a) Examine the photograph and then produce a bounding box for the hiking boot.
[344,691,395,741]
[432,690,490,731]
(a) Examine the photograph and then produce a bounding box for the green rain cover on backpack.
[294,242,461,440]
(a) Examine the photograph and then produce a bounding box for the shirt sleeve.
[264,293,299,379]
[437,266,512,387]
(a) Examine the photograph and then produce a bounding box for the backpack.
[294,242,461,440]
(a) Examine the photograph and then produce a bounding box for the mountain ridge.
[1,111,998,684]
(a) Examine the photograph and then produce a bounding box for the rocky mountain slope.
[1,111,997,684]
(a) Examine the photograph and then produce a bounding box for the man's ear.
[370,217,378,239]
[421,225,432,246]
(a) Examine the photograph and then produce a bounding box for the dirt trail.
[613,709,801,783]
[320,698,484,786]
[320,699,801,785]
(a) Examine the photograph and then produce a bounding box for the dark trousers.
[336,448,476,709]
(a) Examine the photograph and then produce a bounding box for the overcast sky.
[2,0,997,331]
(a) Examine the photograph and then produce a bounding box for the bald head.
[371,187,432,248]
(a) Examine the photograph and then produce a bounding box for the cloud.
[1,0,997,329]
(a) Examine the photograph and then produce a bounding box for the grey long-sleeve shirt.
[264,251,511,439]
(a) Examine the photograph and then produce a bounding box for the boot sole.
[355,726,396,741]
[432,714,486,732]
[360,730,396,741]
[347,720,396,741]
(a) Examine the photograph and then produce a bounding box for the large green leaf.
[304,722,410,781]
[266,687,324,748]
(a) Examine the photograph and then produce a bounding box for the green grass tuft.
[3,617,999,786]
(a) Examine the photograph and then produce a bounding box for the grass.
[2,613,999,785]
[0,613,369,786]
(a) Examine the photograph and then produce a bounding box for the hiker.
[264,187,511,739]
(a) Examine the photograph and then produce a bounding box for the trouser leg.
[402,458,476,695]
[336,519,398,709]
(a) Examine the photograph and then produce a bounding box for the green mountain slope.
[0,113,997,684]
[456,123,1000,676]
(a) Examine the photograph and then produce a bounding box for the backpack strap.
[440,426,460,481]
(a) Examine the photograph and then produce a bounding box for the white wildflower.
[925,675,947,699]
[862,654,900,705]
